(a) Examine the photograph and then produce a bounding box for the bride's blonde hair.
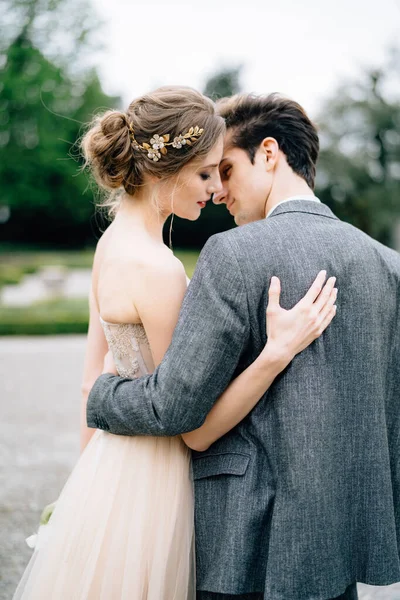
[82,86,225,216]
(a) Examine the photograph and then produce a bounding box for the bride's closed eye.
[200,173,211,181]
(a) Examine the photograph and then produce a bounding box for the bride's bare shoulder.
[136,244,187,284]
[91,223,187,323]
[91,222,114,269]
[95,225,185,281]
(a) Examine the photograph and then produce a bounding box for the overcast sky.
[91,0,400,118]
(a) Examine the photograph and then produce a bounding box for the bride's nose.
[208,175,223,196]
[212,186,227,205]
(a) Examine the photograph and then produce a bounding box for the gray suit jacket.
[87,200,400,599]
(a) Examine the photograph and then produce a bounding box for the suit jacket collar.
[268,199,339,221]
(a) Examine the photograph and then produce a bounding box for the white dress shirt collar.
[266,194,321,219]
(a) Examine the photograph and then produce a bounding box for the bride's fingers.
[318,287,338,321]
[318,304,337,334]
[301,270,327,305]
[313,277,337,312]
[267,276,281,313]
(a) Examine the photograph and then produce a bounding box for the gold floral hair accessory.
[127,121,204,162]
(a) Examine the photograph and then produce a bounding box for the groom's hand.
[102,351,118,375]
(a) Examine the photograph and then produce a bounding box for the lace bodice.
[100,277,190,379]
[100,318,155,379]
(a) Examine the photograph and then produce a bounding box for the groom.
[87,93,400,599]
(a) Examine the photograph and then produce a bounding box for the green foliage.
[0,2,120,246]
[0,264,35,288]
[0,297,89,336]
[204,66,242,101]
[315,48,400,246]
[173,249,199,278]
[1,0,101,71]
[0,246,95,269]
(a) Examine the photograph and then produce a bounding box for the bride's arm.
[181,271,337,451]
[80,287,108,452]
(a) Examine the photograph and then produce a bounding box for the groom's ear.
[260,137,279,170]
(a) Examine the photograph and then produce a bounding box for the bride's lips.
[197,201,207,209]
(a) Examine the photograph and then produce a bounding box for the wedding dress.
[14,318,195,600]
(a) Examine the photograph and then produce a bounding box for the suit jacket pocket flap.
[192,452,250,480]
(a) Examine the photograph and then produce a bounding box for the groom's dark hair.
[217,93,319,189]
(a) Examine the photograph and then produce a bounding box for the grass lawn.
[0,248,95,290]
[0,248,200,335]
[0,299,90,336]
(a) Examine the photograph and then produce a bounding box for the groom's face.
[213,131,271,226]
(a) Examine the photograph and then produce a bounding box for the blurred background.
[1,0,400,597]
[0,0,399,334]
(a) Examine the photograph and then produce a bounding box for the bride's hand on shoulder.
[262,270,337,367]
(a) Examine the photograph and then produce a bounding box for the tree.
[315,48,400,247]
[203,66,242,101]
[0,1,120,245]
[0,0,100,71]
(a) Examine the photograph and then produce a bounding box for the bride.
[14,86,337,599]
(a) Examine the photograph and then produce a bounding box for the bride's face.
[162,135,224,221]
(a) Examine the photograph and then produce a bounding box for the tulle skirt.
[14,430,195,600]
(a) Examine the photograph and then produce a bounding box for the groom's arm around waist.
[87,234,251,437]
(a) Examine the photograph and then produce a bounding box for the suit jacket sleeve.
[86,233,250,436]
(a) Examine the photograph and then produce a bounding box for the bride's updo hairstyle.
[82,86,225,212]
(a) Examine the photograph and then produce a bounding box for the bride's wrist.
[260,341,293,372]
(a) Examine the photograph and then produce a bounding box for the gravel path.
[0,336,399,599]
[0,336,83,599]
